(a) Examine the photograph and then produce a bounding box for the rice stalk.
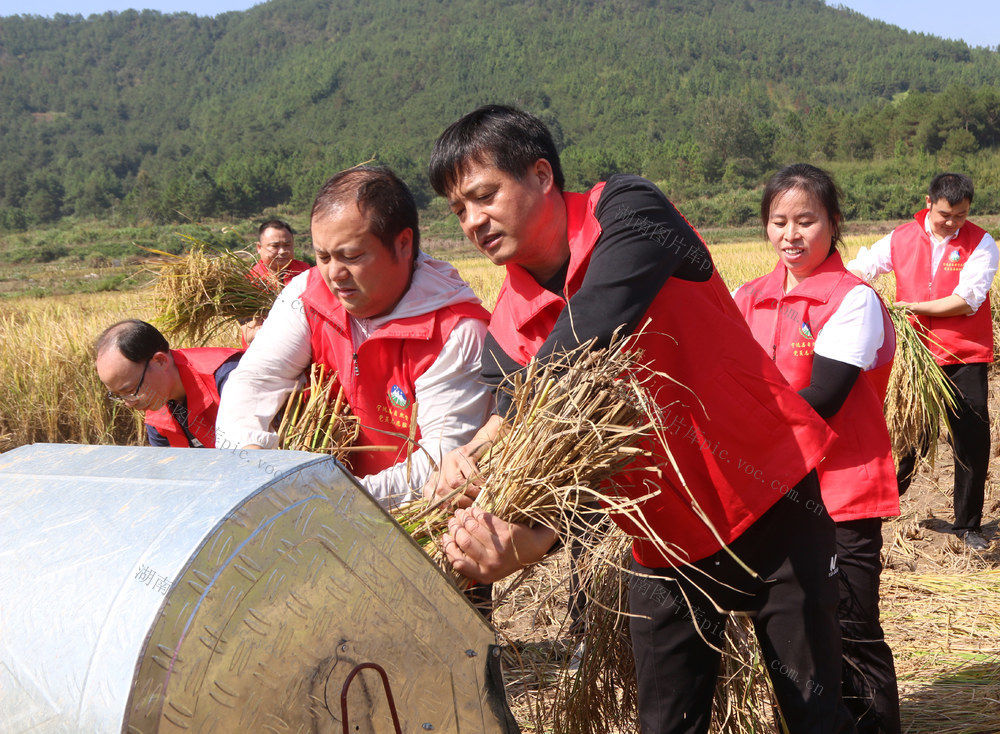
[882,304,957,464]
[0,293,147,449]
[544,525,637,734]
[393,335,664,578]
[275,363,359,461]
[710,616,782,734]
[146,236,281,344]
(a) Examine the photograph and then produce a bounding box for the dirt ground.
[883,457,1000,571]
[882,378,1000,572]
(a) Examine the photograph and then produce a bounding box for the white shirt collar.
[925,215,960,247]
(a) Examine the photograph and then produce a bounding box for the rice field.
[1,232,998,733]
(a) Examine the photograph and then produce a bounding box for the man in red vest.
[95,319,242,448]
[849,173,998,551]
[241,219,311,345]
[250,219,311,284]
[425,105,856,734]
[216,166,492,510]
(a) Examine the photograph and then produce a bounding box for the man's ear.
[531,158,556,194]
[394,227,414,262]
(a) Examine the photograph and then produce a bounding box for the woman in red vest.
[733,164,900,734]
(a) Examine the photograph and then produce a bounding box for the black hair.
[761,163,843,256]
[928,172,974,206]
[428,104,565,197]
[94,319,170,363]
[311,165,420,261]
[258,219,294,238]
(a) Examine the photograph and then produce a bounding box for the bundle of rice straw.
[544,524,638,734]
[394,335,662,581]
[391,335,674,734]
[710,616,781,734]
[883,304,957,463]
[147,236,282,343]
[483,515,637,734]
[276,363,359,461]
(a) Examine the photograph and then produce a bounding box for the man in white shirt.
[848,172,998,550]
[216,166,492,509]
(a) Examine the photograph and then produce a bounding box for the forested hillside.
[2,0,1000,233]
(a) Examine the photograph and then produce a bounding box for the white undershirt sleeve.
[813,285,885,370]
[953,231,999,313]
[846,233,894,281]
[360,317,492,509]
[214,275,312,449]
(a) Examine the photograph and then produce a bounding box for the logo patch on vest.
[944,249,966,272]
[799,322,814,339]
[389,384,409,408]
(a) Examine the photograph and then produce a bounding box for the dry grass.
[490,527,638,734]
[883,563,1000,734]
[0,291,148,447]
[448,253,504,309]
[711,616,782,734]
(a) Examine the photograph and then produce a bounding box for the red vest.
[145,348,241,448]
[249,258,310,287]
[300,268,490,479]
[734,254,900,522]
[891,211,993,365]
[489,184,836,567]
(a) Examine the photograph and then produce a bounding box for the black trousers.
[629,472,856,734]
[836,519,900,734]
[896,362,990,532]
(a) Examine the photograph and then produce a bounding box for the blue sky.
[0,0,996,49]
[836,1,997,49]
[0,0,262,17]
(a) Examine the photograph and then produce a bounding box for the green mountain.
[2,0,999,229]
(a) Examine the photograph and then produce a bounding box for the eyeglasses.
[106,358,151,403]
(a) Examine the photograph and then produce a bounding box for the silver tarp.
[0,443,517,733]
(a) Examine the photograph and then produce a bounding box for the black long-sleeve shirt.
[482,175,712,417]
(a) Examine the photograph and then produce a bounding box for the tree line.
[2,0,1000,236]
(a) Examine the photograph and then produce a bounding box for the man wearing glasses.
[95,319,242,448]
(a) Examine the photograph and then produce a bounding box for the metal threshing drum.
[0,443,518,733]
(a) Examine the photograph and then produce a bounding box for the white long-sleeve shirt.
[848,218,999,314]
[216,253,493,508]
